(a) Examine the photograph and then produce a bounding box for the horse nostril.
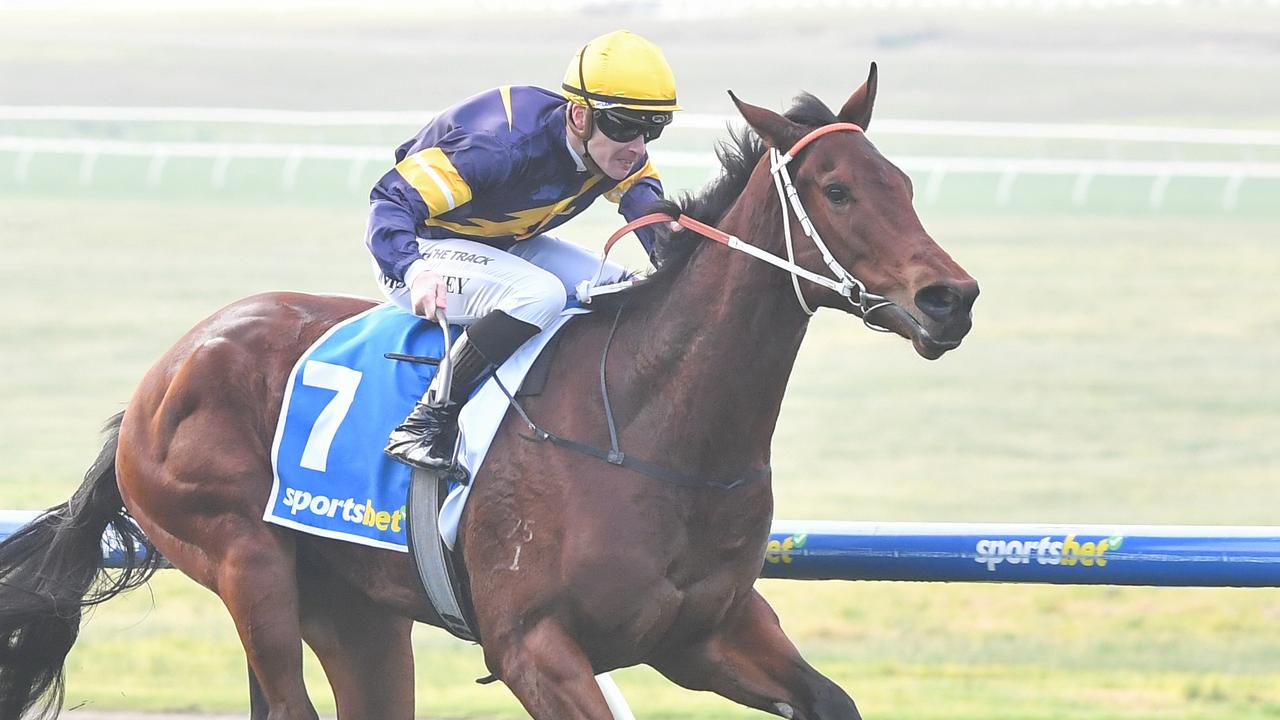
[915,284,964,322]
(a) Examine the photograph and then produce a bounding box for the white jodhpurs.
[373,234,628,330]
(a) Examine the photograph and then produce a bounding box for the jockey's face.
[568,104,648,181]
[588,127,647,181]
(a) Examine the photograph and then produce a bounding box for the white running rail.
[4,135,1278,211]
[5,102,1280,211]
[6,105,1280,147]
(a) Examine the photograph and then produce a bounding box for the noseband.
[585,122,894,330]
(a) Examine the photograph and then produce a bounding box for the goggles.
[593,109,669,143]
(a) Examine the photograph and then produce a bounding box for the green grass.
[53,577,1280,718]
[775,214,1280,526]
[52,575,1280,719]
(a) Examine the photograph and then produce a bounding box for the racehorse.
[0,65,977,720]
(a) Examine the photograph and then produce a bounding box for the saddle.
[265,301,575,641]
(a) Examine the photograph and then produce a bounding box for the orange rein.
[602,212,730,257]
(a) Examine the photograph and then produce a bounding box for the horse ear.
[837,62,878,131]
[728,90,803,151]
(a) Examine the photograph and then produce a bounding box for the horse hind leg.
[208,526,325,720]
[650,590,860,720]
[296,565,415,719]
[145,508,320,720]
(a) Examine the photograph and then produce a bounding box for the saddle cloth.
[265,302,577,550]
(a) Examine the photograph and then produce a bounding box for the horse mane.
[593,92,838,311]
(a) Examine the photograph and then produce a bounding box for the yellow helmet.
[561,30,681,112]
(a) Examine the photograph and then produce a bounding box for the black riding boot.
[385,311,540,470]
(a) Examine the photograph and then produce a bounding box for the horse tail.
[0,411,163,720]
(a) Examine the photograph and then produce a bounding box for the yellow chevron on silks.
[395,148,474,217]
[427,175,606,240]
[604,160,661,203]
[499,85,515,131]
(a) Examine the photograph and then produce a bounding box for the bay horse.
[0,66,977,720]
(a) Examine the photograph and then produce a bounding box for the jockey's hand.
[409,270,448,321]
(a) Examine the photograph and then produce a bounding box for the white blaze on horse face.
[773,701,795,718]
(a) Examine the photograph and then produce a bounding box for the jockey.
[367,30,680,470]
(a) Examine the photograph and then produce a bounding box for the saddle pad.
[265,302,576,551]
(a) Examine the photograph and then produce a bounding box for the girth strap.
[407,467,477,642]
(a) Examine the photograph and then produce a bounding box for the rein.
[487,300,770,491]
[579,122,894,329]
[468,124,895,490]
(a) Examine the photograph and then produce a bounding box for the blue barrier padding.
[762,521,1280,587]
[4,512,1279,587]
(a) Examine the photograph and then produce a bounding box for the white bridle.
[580,122,895,330]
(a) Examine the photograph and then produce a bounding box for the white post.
[595,673,636,720]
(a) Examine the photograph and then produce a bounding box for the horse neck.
[618,159,809,473]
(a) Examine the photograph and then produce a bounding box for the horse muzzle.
[868,279,978,360]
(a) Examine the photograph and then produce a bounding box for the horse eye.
[824,184,852,205]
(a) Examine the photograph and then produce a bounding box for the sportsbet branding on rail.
[975,534,1124,572]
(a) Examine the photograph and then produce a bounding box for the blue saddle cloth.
[266,303,454,550]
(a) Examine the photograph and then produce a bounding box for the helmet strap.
[574,42,597,142]
[565,105,606,177]
[569,43,608,176]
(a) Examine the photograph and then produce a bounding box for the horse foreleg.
[487,618,618,720]
[298,570,415,719]
[248,664,269,720]
[651,590,861,720]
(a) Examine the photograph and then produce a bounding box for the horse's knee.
[489,619,600,694]
[485,620,617,720]
[492,618,578,683]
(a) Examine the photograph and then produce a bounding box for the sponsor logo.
[974,534,1124,572]
[282,488,405,535]
[443,275,470,294]
[764,533,808,565]
[422,248,494,265]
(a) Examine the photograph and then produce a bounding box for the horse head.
[730,64,979,360]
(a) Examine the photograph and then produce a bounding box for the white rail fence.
[5,107,1280,211]
[8,106,1280,147]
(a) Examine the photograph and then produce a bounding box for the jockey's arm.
[367,195,432,287]
[607,158,665,264]
[365,134,510,286]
